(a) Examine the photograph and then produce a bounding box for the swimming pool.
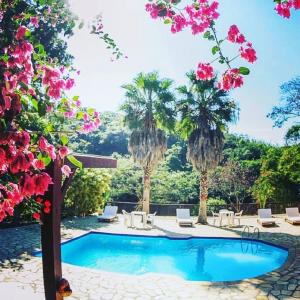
[38,232,288,281]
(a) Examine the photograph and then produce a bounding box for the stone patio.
[0,214,300,300]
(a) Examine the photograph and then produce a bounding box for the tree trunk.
[197,170,208,224]
[142,168,151,213]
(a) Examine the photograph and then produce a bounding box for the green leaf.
[41,155,51,167]
[87,107,95,115]
[203,31,211,39]
[164,18,172,24]
[211,46,219,55]
[60,134,69,146]
[31,98,38,111]
[239,67,250,75]
[67,155,83,169]
[38,101,47,116]
[73,95,79,101]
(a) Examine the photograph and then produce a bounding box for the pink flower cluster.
[218,68,243,91]
[185,0,219,35]
[146,0,219,35]
[1,35,34,117]
[42,66,74,99]
[275,0,300,18]
[81,111,101,133]
[227,25,257,64]
[196,63,214,80]
[0,131,53,222]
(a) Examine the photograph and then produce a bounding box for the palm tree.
[177,72,238,223]
[121,72,176,213]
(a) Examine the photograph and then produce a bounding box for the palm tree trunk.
[142,168,151,213]
[197,170,208,224]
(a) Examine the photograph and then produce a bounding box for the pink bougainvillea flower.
[34,173,53,195]
[294,0,300,9]
[14,131,30,149]
[44,200,51,207]
[32,159,45,170]
[58,146,70,159]
[196,63,214,81]
[38,136,48,152]
[145,3,160,19]
[36,197,43,204]
[2,200,14,216]
[33,212,40,220]
[21,174,36,197]
[64,110,75,118]
[227,25,246,44]
[65,78,75,90]
[30,16,39,28]
[275,2,292,18]
[218,69,244,91]
[15,26,28,40]
[171,14,188,33]
[240,43,257,63]
[61,165,72,177]
[44,206,51,214]
[10,152,31,174]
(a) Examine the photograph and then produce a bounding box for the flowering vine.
[0,0,100,222]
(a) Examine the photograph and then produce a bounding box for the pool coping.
[33,230,294,285]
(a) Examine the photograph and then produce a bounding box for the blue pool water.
[38,232,288,281]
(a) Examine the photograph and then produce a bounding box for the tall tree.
[268,76,300,144]
[121,72,176,213]
[177,72,238,223]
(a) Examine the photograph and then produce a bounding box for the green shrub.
[65,169,111,216]
[206,198,227,215]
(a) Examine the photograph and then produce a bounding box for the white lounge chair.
[257,208,275,226]
[285,207,300,225]
[146,211,157,226]
[176,209,193,227]
[98,206,118,222]
[233,210,243,226]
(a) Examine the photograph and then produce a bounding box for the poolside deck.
[0,215,299,300]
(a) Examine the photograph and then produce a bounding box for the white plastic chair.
[146,211,157,226]
[122,210,133,227]
[212,211,220,226]
[234,210,243,226]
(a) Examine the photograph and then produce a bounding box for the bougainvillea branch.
[145,0,257,91]
[145,0,299,91]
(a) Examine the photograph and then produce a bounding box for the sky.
[67,0,300,145]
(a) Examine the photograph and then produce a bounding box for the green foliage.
[65,169,111,216]
[70,112,129,155]
[285,125,300,145]
[110,156,143,203]
[252,146,300,207]
[110,154,199,204]
[209,161,255,211]
[207,198,227,214]
[151,166,199,204]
